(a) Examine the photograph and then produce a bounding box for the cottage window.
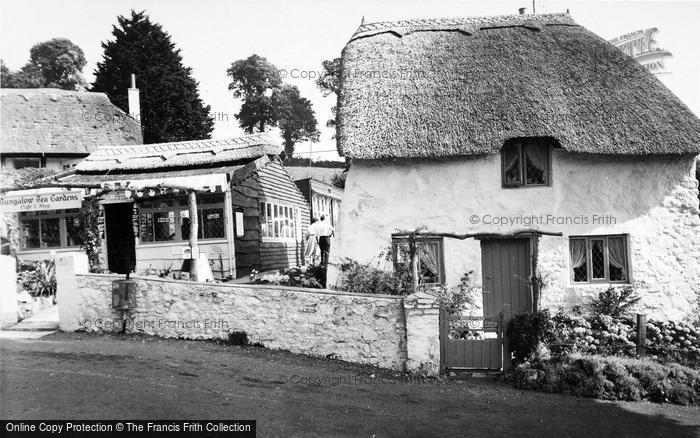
[8,157,42,169]
[570,235,629,283]
[139,195,226,243]
[391,237,445,285]
[18,209,82,249]
[501,139,551,187]
[260,201,299,240]
[311,193,341,227]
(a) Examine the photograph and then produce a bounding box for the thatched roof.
[338,13,700,158]
[1,88,142,155]
[286,166,344,184]
[75,133,281,173]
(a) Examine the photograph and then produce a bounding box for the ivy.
[80,196,105,273]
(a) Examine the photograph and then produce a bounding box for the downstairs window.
[570,235,629,283]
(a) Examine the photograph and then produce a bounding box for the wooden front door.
[440,238,532,372]
[480,238,532,318]
[481,238,532,371]
[104,203,136,274]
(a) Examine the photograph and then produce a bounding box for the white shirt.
[315,220,334,237]
[307,221,321,236]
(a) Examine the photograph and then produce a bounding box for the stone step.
[0,330,57,339]
[5,321,59,331]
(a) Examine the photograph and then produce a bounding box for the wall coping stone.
[77,273,406,301]
[404,290,440,309]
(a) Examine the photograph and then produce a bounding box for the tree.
[92,10,213,144]
[1,39,86,89]
[315,57,341,144]
[272,85,319,160]
[226,54,282,133]
[227,55,319,159]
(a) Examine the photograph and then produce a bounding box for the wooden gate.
[440,238,531,372]
[440,312,503,370]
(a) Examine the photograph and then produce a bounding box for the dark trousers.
[319,236,331,267]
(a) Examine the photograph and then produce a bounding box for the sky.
[1,0,698,161]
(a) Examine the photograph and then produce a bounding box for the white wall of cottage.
[329,151,700,321]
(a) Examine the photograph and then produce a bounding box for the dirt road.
[1,332,698,437]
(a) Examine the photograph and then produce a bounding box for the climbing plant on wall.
[80,195,104,273]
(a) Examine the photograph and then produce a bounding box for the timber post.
[188,190,199,281]
[636,314,647,356]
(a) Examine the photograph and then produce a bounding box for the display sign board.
[609,28,672,74]
[1,190,83,213]
[235,211,245,237]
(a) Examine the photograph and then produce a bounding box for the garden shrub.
[509,309,700,369]
[506,310,552,363]
[589,285,640,319]
[431,272,479,313]
[512,354,699,405]
[18,259,56,298]
[255,265,324,289]
[645,320,700,368]
[336,259,411,295]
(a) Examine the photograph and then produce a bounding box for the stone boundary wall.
[0,255,18,328]
[57,253,441,373]
[77,274,408,370]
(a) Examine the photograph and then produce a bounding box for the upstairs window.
[502,139,551,187]
[570,235,629,283]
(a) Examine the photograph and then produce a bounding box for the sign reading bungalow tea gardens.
[1,190,83,213]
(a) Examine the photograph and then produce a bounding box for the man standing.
[316,214,334,267]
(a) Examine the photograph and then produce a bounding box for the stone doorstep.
[0,330,57,339]
[4,321,59,332]
[448,370,504,379]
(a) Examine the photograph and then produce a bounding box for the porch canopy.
[58,166,237,197]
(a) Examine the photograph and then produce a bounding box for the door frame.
[480,236,534,372]
[101,200,136,275]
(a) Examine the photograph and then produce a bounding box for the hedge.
[511,354,700,405]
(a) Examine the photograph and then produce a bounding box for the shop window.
[139,196,225,243]
[18,209,82,249]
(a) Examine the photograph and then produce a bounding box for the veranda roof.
[75,133,281,172]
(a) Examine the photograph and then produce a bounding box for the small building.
[54,133,310,278]
[0,88,142,170]
[330,13,700,321]
[292,173,343,227]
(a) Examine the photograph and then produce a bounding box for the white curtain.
[525,144,547,172]
[419,243,440,276]
[504,146,520,181]
[570,239,586,269]
[608,237,627,277]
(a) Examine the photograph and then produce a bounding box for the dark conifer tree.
[92,10,213,143]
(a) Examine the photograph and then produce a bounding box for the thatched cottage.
[329,13,700,321]
[0,88,142,170]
